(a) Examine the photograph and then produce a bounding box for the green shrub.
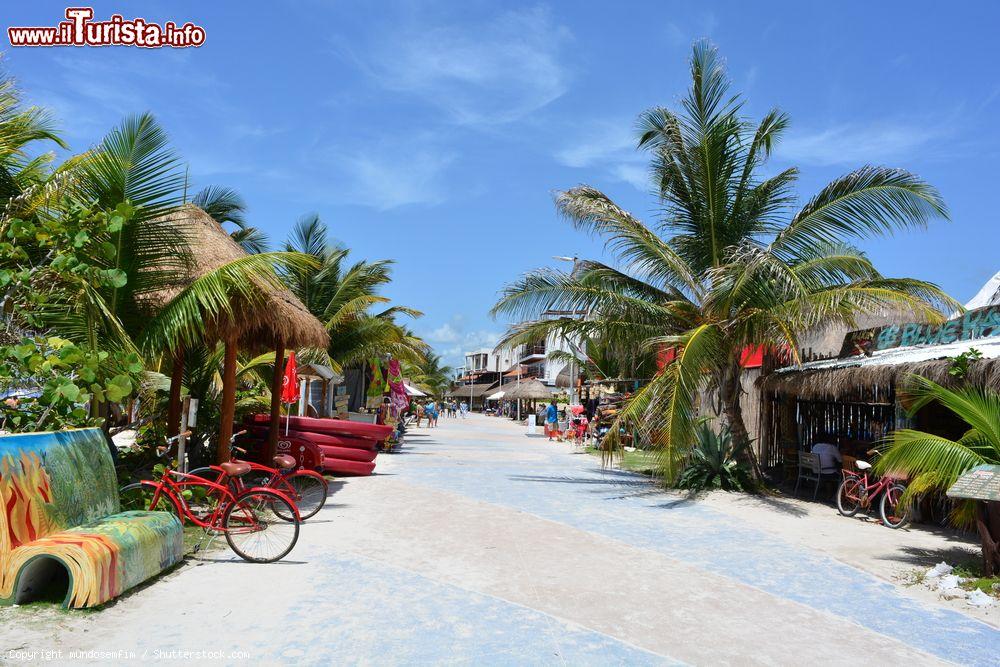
[676,420,754,492]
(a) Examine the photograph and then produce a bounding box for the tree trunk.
[975,501,1000,577]
[267,340,284,460]
[720,365,764,482]
[217,338,238,465]
[166,347,184,437]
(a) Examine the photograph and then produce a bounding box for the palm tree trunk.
[720,364,763,482]
[975,501,1000,577]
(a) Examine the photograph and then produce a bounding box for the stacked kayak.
[247,415,390,476]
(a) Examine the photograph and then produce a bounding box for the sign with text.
[839,305,1000,358]
[947,465,1000,502]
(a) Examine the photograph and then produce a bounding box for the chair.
[793,451,839,500]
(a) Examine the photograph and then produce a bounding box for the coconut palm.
[283,214,427,371]
[406,351,454,396]
[193,186,269,254]
[0,71,64,209]
[877,376,1000,575]
[493,41,957,482]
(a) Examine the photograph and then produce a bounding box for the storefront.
[760,305,1000,477]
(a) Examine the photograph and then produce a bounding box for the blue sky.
[5,1,1000,368]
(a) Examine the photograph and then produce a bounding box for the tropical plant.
[406,351,454,396]
[193,185,269,253]
[493,41,957,483]
[877,376,1000,575]
[676,420,753,492]
[0,69,64,211]
[282,214,426,371]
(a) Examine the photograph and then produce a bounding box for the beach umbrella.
[281,351,299,434]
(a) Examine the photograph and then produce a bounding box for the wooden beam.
[217,337,239,465]
[267,339,284,459]
[166,347,184,437]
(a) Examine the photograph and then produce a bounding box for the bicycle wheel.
[835,477,861,517]
[880,483,910,529]
[119,483,181,517]
[223,489,299,563]
[279,472,328,521]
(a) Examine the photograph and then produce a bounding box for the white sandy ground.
[0,414,996,665]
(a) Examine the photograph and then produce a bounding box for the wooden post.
[167,347,184,437]
[267,339,284,459]
[217,337,239,465]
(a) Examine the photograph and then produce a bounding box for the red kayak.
[289,429,376,451]
[249,414,392,442]
[317,445,378,463]
[321,458,376,476]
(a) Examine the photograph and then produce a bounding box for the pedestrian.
[545,399,559,442]
[460,400,468,418]
[414,403,425,428]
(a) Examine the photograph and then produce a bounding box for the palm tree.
[493,41,957,482]
[282,214,427,372]
[877,376,1000,575]
[193,186,269,254]
[406,351,454,396]
[0,70,64,210]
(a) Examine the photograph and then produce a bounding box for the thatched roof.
[762,337,1000,400]
[505,378,555,400]
[446,383,497,398]
[146,205,329,351]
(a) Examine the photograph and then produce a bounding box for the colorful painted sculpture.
[0,428,183,608]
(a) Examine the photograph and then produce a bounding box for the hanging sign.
[947,465,1000,502]
[840,305,1000,358]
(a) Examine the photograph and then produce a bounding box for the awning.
[486,390,505,400]
[404,383,427,397]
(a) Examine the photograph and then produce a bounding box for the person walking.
[459,400,468,418]
[545,399,559,442]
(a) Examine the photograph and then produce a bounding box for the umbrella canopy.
[404,383,427,397]
[281,351,300,403]
[505,378,554,400]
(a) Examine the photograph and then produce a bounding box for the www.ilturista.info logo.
[8,7,205,48]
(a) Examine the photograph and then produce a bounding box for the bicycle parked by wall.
[188,430,328,521]
[120,432,300,562]
[836,450,910,528]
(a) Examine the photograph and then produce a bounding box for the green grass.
[952,562,1000,598]
[584,446,659,475]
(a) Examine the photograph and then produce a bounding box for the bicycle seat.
[855,460,872,470]
[220,461,252,477]
[272,454,296,470]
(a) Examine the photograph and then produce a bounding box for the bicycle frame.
[840,468,893,508]
[200,460,300,498]
[136,467,300,532]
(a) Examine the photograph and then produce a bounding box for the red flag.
[281,352,299,403]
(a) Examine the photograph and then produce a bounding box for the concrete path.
[3,414,999,665]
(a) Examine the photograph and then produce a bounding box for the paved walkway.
[3,415,999,665]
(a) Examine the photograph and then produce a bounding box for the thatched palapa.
[146,204,328,351]
[762,336,1000,400]
[504,378,555,401]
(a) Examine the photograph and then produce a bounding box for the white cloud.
[555,118,650,192]
[427,323,460,343]
[339,147,455,210]
[778,122,944,167]
[420,319,502,367]
[356,6,572,125]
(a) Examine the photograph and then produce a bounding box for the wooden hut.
[146,205,328,463]
[759,305,1000,474]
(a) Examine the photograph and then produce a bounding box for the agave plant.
[676,420,753,492]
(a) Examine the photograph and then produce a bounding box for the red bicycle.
[120,432,300,562]
[836,451,910,528]
[188,430,329,521]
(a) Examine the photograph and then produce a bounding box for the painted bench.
[0,428,183,608]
